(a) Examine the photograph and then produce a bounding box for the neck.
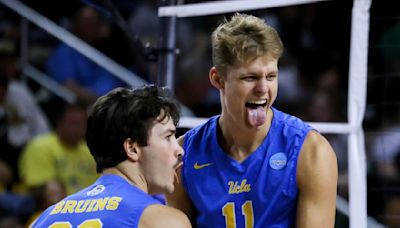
[102,162,147,193]
[218,108,273,161]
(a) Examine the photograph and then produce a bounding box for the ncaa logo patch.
[269,152,287,170]
[87,185,105,196]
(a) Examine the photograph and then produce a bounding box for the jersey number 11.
[222,200,254,228]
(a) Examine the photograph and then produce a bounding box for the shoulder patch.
[87,185,105,196]
[269,152,287,170]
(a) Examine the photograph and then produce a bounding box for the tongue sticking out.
[247,106,266,127]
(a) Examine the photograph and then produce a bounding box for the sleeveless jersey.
[182,108,312,228]
[32,174,160,227]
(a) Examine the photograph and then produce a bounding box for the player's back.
[31,174,160,227]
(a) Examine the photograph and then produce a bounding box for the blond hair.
[211,13,283,74]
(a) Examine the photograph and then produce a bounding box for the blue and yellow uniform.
[32,174,160,227]
[182,108,312,227]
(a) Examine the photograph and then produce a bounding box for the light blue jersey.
[32,174,160,227]
[182,108,312,228]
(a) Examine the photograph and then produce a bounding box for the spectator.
[0,50,50,184]
[25,180,66,227]
[19,101,97,195]
[46,6,126,104]
[0,160,35,224]
[370,111,400,181]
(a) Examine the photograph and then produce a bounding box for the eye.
[166,134,175,141]
[266,74,277,81]
[243,75,257,81]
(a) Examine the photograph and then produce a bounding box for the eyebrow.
[164,128,177,135]
[240,68,278,75]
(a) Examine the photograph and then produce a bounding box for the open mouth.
[245,100,268,109]
[245,100,268,126]
[173,161,183,184]
[173,161,183,170]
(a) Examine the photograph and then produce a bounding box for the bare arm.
[296,130,338,227]
[166,135,197,223]
[139,204,192,228]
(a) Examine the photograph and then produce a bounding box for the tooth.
[248,100,266,105]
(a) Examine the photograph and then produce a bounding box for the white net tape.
[161,0,372,227]
[159,0,329,18]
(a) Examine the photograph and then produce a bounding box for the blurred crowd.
[0,0,399,227]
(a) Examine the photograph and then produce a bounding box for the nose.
[176,143,184,160]
[254,78,268,95]
[177,153,183,163]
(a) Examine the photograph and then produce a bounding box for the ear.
[123,138,140,162]
[209,67,224,90]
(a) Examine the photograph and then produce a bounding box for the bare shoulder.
[300,130,336,164]
[139,204,192,228]
[297,130,338,186]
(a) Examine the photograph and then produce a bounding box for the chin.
[165,187,174,194]
[164,183,175,194]
[149,184,174,195]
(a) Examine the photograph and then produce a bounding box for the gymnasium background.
[0,0,398,227]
